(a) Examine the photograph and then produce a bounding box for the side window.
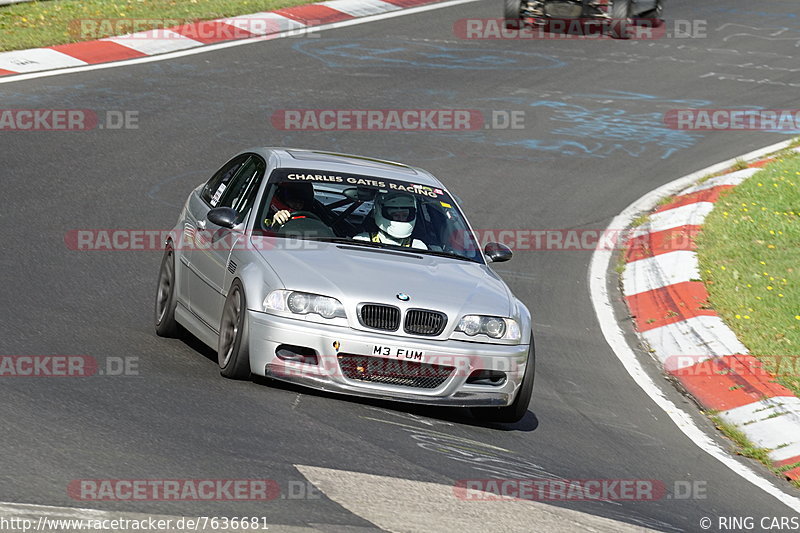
[201,155,249,206]
[220,156,266,215]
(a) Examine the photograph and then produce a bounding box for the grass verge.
[0,0,316,52]
[697,150,800,397]
[709,413,800,488]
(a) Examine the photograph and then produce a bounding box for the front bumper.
[248,311,530,407]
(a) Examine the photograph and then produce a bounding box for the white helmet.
[374,192,417,240]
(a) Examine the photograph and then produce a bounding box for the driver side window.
[219,156,266,214]
[201,155,249,206]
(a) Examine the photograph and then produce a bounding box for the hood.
[254,240,514,320]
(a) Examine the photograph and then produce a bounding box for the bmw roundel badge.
[396,293,410,302]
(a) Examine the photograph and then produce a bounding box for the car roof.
[246,147,445,187]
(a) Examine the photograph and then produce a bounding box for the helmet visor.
[381,205,416,222]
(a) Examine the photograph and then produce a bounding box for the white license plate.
[371,345,425,360]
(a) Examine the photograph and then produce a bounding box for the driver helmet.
[277,181,315,211]
[374,191,417,239]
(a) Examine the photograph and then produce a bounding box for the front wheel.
[503,0,523,29]
[471,339,535,424]
[218,280,251,379]
[609,0,633,39]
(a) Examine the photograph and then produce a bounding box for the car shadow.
[175,331,538,432]
[178,326,218,362]
[252,374,539,432]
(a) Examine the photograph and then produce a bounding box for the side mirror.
[207,207,238,229]
[484,242,513,263]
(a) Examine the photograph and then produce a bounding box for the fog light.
[466,370,506,386]
[275,344,318,365]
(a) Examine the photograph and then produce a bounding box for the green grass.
[696,173,718,185]
[655,195,674,208]
[709,413,799,488]
[697,152,800,397]
[614,249,627,275]
[0,0,316,52]
[709,414,773,464]
[731,158,749,171]
[630,213,650,228]
[615,214,651,275]
[633,144,800,489]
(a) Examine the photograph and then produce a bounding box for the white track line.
[296,465,659,533]
[0,0,481,85]
[589,138,800,512]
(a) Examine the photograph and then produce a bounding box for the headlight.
[263,290,346,320]
[459,315,482,336]
[456,315,521,341]
[287,292,311,314]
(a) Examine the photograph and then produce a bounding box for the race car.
[154,148,535,423]
[504,0,664,39]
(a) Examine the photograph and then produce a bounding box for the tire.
[218,280,251,379]
[504,0,523,29]
[609,0,633,39]
[154,244,180,337]
[638,0,663,22]
[471,338,535,424]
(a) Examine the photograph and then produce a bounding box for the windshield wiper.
[414,248,481,263]
[314,237,394,249]
[317,237,480,263]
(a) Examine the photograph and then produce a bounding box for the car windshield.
[254,168,483,263]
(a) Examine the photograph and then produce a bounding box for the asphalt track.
[1,0,800,531]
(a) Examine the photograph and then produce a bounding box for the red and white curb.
[0,0,441,77]
[621,146,800,482]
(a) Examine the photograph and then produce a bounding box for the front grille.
[337,354,454,389]
[404,309,447,336]
[359,304,400,331]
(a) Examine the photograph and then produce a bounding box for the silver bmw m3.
[155,148,534,422]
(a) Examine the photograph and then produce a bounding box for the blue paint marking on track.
[291,39,566,70]
[443,91,710,159]
[257,87,788,160]
[522,100,702,159]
